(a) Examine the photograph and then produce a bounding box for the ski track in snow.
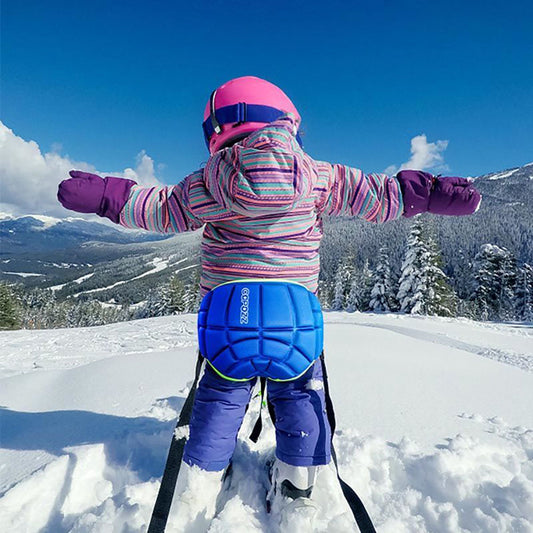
[350,320,533,372]
[0,313,532,532]
[326,311,533,372]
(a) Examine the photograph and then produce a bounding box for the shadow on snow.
[0,396,185,482]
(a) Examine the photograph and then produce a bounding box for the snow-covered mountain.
[0,214,166,254]
[0,312,531,532]
[0,215,201,299]
[475,162,533,209]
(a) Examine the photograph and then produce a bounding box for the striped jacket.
[119,114,404,295]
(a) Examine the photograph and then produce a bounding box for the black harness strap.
[320,354,377,533]
[147,353,204,533]
[249,377,267,443]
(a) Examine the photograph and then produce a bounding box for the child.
[58,76,481,528]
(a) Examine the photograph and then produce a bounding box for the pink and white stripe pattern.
[119,115,404,295]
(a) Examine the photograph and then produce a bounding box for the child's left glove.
[57,170,137,223]
[397,170,481,218]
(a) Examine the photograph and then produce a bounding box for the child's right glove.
[397,170,481,218]
[57,170,137,223]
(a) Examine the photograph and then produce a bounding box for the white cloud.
[0,121,163,218]
[385,134,449,175]
[122,150,161,187]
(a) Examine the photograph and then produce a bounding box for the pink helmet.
[202,76,301,154]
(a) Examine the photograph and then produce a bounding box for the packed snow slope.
[0,313,532,533]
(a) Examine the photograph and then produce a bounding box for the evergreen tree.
[452,248,475,300]
[318,279,334,310]
[0,283,21,330]
[397,219,425,314]
[369,247,396,312]
[135,275,189,318]
[397,218,456,316]
[168,275,187,314]
[472,244,517,321]
[346,260,373,312]
[136,288,166,318]
[183,271,202,313]
[332,256,355,310]
[345,275,361,312]
[514,263,533,322]
[18,287,57,329]
[426,237,457,317]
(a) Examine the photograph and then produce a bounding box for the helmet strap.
[209,90,222,134]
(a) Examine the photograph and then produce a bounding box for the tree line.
[1,217,532,330]
[320,217,532,322]
[0,272,203,330]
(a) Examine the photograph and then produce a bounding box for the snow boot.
[165,461,225,532]
[267,459,319,527]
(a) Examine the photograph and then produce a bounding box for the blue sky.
[2,0,532,192]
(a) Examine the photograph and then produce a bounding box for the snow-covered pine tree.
[332,268,345,311]
[138,287,168,318]
[472,244,517,321]
[514,263,533,322]
[397,218,456,316]
[426,236,457,317]
[397,219,425,314]
[369,246,396,312]
[332,256,355,310]
[345,275,361,312]
[452,248,475,300]
[0,283,21,330]
[17,287,57,329]
[183,270,202,313]
[134,275,184,318]
[78,301,104,327]
[346,260,373,312]
[168,275,187,314]
[318,279,334,310]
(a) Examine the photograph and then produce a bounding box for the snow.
[74,257,196,296]
[30,214,62,229]
[0,213,93,225]
[0,312,532,532]
[1,271,44,277]
[51,263,88,268]
[49,272,95,292]
[100,299,147,310]
[486,168,520,180]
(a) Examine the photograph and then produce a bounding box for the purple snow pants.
[182,360,331,471]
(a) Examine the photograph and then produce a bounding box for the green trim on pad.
[206,358,314,383]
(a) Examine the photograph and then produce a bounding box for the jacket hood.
[203,114,317,218]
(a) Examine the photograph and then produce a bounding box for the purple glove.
[57,170,137,223]
[397,170,481,218]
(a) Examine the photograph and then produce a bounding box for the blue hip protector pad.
[197,280,324,381]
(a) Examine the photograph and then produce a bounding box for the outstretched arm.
[119,176,204,233]
[58,170,227,234]
[321,164,480,222]
[322,164,404,223]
